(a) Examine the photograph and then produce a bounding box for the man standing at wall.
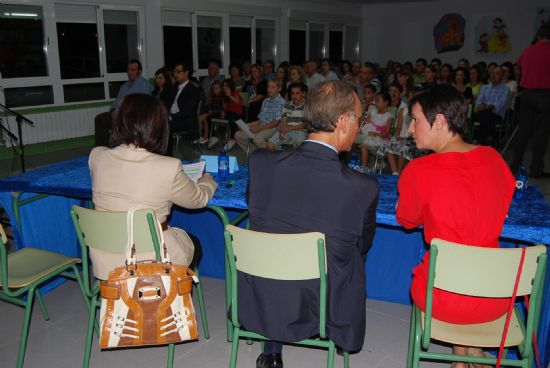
[94,59,151,147]
[511,23,550,177]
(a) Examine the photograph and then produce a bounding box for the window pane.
[163,26,193,70]
[309,23,325,60]
[289,30,306,66]
[108,81,126,99]
[57,23,100,79]
[103,10,139,73]
[329,31,343,62]
[345,26,360,61]
[230,27,251,66]
[0,5,47,78]
[256,19,276,65]
[5,86,53,108]
[63,83,105,103]
[197,16,222,69]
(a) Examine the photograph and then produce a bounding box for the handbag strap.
[496,247,526,368]
[125,208,171,266]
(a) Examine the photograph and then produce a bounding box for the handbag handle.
[125,208,171,267]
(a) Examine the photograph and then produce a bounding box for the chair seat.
[210,118,229,125]
[0,247,81,288]
[422,311,524,347]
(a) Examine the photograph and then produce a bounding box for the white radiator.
[1,106,109,146]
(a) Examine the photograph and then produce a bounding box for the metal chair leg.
[34,288,49,321]
[167,343,175,368]
[83,296,98,368]
[193,267,209,339]
[17,289,35,368]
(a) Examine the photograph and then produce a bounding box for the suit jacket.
[169,82,201,131]
[240,141,380,351]
[89,145,217,279]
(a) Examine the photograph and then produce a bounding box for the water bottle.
[514,166,527,199]
[218,150,230,180]
[348,152,360,172]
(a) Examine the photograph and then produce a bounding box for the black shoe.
[256,353,283,368]
[530,171,550,179]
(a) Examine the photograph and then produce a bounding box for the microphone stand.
[0,103,34,173]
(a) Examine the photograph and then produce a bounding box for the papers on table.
[182,160,206,182]
[235,119,256,139]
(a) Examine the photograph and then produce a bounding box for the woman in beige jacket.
[89,93,217,280]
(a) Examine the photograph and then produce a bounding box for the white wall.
[361,0,546,65]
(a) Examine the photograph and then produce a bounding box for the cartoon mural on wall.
[475,16,511,55]
[433,13,465,53]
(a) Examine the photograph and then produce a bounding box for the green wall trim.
[5,101,113,116]
[0,135,94,160]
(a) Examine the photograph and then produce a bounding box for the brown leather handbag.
[98,209,199,349]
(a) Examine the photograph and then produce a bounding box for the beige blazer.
[89,145,217,279]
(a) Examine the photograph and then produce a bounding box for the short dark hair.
[416,58,427,65]
[305,80,355,133]
[431,58,442,66]
[376,91,391,105]
[288,82,308,93]
[453,67,469,84]
[229,63,241,74]
[128,59,142,71]
[222,78,236,92]
[112,94,169,154]
[388,82,403,93]
[537,23,550,40]
[364,84,377,94]
[175,63,193,79]
[409,84,468,138]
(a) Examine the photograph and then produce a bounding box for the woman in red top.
[396,85,515,367]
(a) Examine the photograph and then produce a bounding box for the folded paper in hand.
[235,119,255,139]
[182,160,206,182]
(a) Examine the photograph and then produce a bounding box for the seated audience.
[360,91,393,169]
[242,61,252,81]
[168,63,202,147]
[267,82,308,150]
[244,80,379,368]
[457,57,470,70]
[198,80,224,145]
[396,85,515,368]
[344,60,362,91]
[501,61,518,109]
[263,59,276,81]
[95,59,151,147]
[362,84,377,114]
[386,85,413,175]
[412,58,428,86]
[305,60,324,92]
[339,60,352,80]
[430,58,442,72]
[474,66,510,145]
[452,67,473,104]
[235,78,285,153]
[201,60,225,102]
[228,63,246,92]
[244,64,268,122]
[220,79,244,151]
[89,93,217,280]
[422,65,438,88]
[320,58,339,81]
[287,65,307,94]
[396,68,413,100]
[468,65,483,101]
[152,67,174,110]
[438,63,453,85]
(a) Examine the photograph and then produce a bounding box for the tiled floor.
[0,277,453,368]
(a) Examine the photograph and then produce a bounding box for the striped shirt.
[258,95,285,125]
[282,101,305,126]
[475,83,510,118]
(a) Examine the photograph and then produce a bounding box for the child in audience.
[198,80,224,144]
[234,78,285,152]
[360,91,393,170]
[266,82,308,150]
[218,79,244,150]
[386,85,413,175]
[362,84,377,114]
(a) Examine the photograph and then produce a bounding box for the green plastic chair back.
[70,206,162,256]
[224,225,348,368]
[432,239,546,297]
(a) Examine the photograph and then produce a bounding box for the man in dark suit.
[243,80,380,368]
[168,63,201,150]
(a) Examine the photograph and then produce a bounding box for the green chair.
[209,92,249,148]
[0,223,87,368]
[407,238,547,368]
[70,206,209,368]
[224,224,350,368]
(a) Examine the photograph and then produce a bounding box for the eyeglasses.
[174,69,184,74]
[348,112,366,130]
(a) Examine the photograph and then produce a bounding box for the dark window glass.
[289,30,306,66]
[329,31,343,62]
[5,86,53,108]
[63,83,105,103]
[197,16,222,69]
[163,26,193,70]
[57,23,100,79]
[256,20,276,66]
[230,27,251,66]
[104,10,138,73]
[0,5,47,78]
[108,81,126,99]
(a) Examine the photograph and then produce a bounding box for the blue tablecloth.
[1,156,549,366]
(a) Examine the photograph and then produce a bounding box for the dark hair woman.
[152,67,174,110]
[89,93,218,280]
